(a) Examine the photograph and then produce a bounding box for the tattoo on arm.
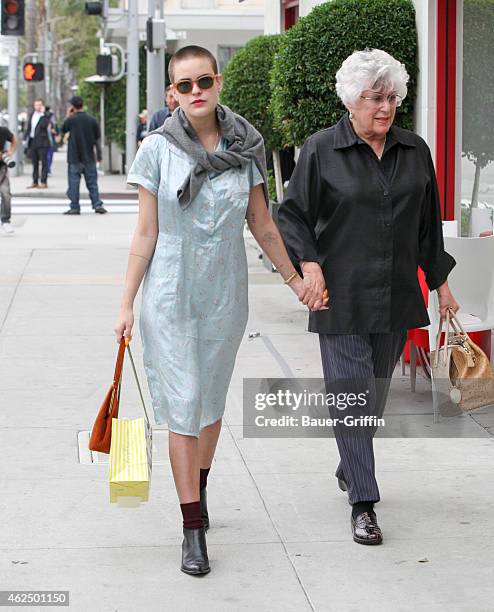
[262,231,279,246]
[247,211,256,225]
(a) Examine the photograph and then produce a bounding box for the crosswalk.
[12,197,139,215]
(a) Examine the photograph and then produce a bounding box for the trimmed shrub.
[220,34,284,151]
[270,0,418,146]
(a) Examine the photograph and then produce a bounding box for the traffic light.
[84,1,103,15]
[146,18,167,53]
[1,0,25,36]
[23,62,44,82]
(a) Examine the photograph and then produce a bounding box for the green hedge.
[270,0,418,146]
[220,34,284,151]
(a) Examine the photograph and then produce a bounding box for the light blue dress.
[127,134,264,437]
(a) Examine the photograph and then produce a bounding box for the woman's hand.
[114,306,134,342]
[437,282,460,319]
[300,261,329,310]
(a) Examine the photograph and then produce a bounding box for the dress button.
[209,201,214,207]
[384,221,391,227]
[384,191,389,196]
[209,221,214,228]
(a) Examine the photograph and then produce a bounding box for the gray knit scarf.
[150,104,269,209]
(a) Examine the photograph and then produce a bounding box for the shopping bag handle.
[125,342,151,428]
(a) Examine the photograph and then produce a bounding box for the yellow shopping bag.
[108,341,153,506]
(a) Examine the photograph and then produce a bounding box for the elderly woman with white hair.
[278,49,459,545]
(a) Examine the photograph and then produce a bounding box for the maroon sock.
[200,467,210,491]
[180,501,203,529]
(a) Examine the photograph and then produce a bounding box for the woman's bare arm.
[114,185,159,338]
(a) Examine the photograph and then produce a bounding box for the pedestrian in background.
[136,109,148,148]
[24,98,51,189]
[0,123,17,234]
[148,84,179,131]
[60,96,107,215]
[45,105,59,176]
[278,48,459,547]
[114,45,318,576]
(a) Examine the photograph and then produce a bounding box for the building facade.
[112,0,264,71]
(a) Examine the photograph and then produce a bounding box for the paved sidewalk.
[9,148,132,199]
[1,212,493,611]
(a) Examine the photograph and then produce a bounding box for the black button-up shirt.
[278,114,456,334]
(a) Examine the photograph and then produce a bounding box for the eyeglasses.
[174,74,219,95]
[360,94,403,107]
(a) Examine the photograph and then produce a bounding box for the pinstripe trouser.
[319,331,407,504]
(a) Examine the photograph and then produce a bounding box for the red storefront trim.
[436,0,457,221]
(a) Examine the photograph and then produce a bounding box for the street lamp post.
[146,0,166,124]
[125,0,139,172]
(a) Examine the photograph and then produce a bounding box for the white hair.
[335,48,409,107]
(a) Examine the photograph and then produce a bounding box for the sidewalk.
[1,212,493,611]
[9,148,133,199]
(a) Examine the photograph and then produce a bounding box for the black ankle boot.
[181,527,210,575]
[200,487,209,532]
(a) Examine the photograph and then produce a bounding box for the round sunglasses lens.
[177,81,192,94]
[197,76,214,89]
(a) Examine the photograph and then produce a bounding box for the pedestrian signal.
[1,0,25,36]
[85,1,103,15]
[23,62,44,82]
[96,54,112,77]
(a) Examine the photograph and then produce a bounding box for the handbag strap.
[433,308,452,368]
[113,337,126,386]
[447,308,467,336]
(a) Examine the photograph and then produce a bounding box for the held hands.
[114,307,134,342]
[290,262,329,311]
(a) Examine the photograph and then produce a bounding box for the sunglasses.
[174,74,219,95]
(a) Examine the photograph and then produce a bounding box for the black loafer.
[200,487,209,532]
[351,511,383,545]
[181,527,210,575]
[94,206,107,214]
[63,208,80,215]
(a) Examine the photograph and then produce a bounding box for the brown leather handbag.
[89,337,128,453]
[431,309,494,414]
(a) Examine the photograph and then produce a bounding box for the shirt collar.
[333,113,416,149]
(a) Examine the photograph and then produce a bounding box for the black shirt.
[278,114,456,334]
[0,126,13,167]
[61,111,101,164]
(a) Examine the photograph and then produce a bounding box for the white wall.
[299,0,324,17]
[264,0,281,34]
[412,0,437,155]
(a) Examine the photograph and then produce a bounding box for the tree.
[462,0,494,209]
[270,0,418,147]
[220,34,285,200]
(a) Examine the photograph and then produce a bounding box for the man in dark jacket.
[148,85,178,131]
[60,96,106,215]
[24,98,52,189]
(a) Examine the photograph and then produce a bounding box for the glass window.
[217,46,241,72]
[461,0,494,237]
